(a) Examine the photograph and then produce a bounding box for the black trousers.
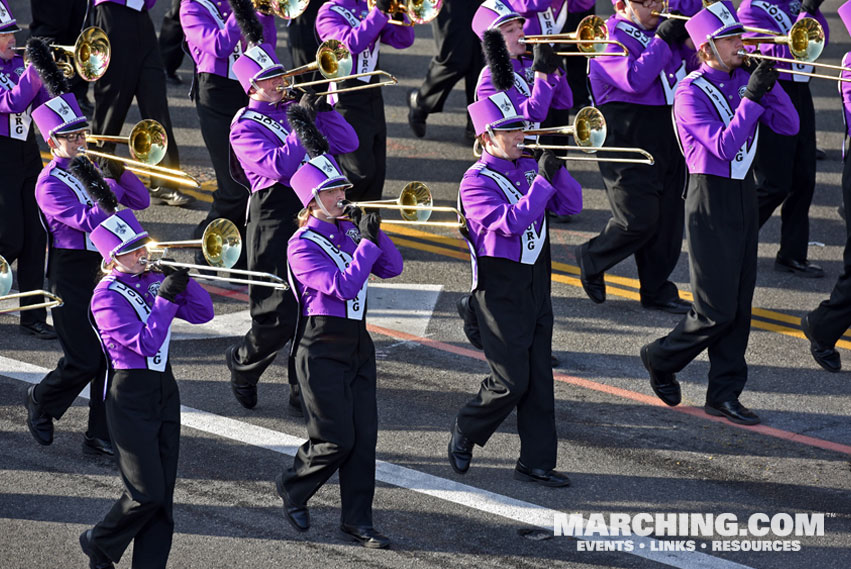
[806,152,851,346]
[231,184,301,386]
[92,3,181,191]
[561,7,594,109]
[33,248,108,439]
[192,73,249,267]
[578,102,686,304]
[414,0,483,114]
[645,174,758,406]
[0,135,48,324]
[91,367,180,569]
[335,88,387,202]
[456,253,557,471]
[158,0,185,76]
[755,80,816,262]
[28,0,90,103]
[286,0,321,69]
[283,316,378,527]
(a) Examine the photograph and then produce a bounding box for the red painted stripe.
[200,283,250,302]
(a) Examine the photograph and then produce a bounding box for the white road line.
[1,355,752,569]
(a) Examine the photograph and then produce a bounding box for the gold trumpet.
[86,119,168,166]
[340,182,467,229]
[143,219,289,290]
[253,0,310,19]
[652,0,781,37]
[21,26,111,81]
[521,15,629,57]
[281,39,398,96]
[367,0,443,27]
[0,255,63,315]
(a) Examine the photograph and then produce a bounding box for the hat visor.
[53,120,90,135]
[255,65,287,81]
[0,24,22,34]
[494,15,525,29]
[490,118,528,131]
[112,235,151,260]
[712,25,745,40]
[316,177,353,193]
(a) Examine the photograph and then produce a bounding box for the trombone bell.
[0,255,64,314]
[147,218,242,269]
[67,26,111,81]
[340,182,466,229]
[367,0,443,26]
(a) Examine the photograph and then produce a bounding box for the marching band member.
[275,120,402,547]
[448,90,581,485]
[180,0,277,267]
[640,2,798,425]
[91,0,192,207]
[576,0,694,314]
[800,0,851,373]
[24,46,150,454]
[225,43,358,410]
[738,0,829,278]
[80,209,213,569]
[316,0,415,202]
[0,8,54,339]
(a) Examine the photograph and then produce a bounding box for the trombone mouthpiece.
[139,257,150,265]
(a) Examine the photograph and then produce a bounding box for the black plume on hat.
[69,157,118,214]
[287,104,329,159]
[26,37,69,97]
[228,0,264,46]
[482,30,514,92]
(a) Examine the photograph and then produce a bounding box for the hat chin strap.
[312,188,336,218]
[485,126,512,160]
[625,3,648,31]
[708,39,731,73]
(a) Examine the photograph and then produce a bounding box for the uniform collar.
[699,62,736,81]
[52,156,72,170]
[480,150,521,173]
[306,214,341,235]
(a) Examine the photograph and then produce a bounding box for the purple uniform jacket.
[230,98,358,193]
[509,0,569,37]
[36,157,150,250]
[738,0,828,83]
[476,57,573,123]
[459,151,581,286]
[91,269,214,371]
[93,0,157,10]
[288,215,403,320]
[0,56,49,140]
[674,64,799,180]
[841,52,851,155]
[181,0,277,78]
[588,13,696,107]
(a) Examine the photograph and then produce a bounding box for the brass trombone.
[0,255,63,315]
[517,143,656,165]
[340,182,467,229]
[741,17,824,63]
[21,26,111,81]
[253,0,310,19]
[652,0,780,37]
[86,119,168,166]
[366,0,443,26]
[521,15,629,57]
[79,147,201,188]
[143,219,289,290]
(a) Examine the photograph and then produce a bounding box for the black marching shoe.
[340,524,391,549]
[575,244,605,304]
[774,255,824,278]
[226,345,257,409]
[704,400,761,425]
[801,315,841,372]
[456,295,483,350]
[20,321,57,340]
[640,298,691,315]
[640,344,681,406]
[149,186,194,207]
[407,89,427,138]
[551,353,560,368]
[82,434,114,456]
[79,529,114,569]
[275,473,310,532]
[25,385,54,445]
[513,460,571,487]
[448,420,474,474]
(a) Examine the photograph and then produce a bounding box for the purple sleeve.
[551,71,574,110]
[462,175,556,237]
[509,0,551,10]
[842,53,851,139]
[668,0,703,16]
[173,278,215,324]
[316,110,359,154]
[180,4,241,58]
[477,65,556,123]
[378,15,415,49]
[108,170,151,211]
[259,12,278,47]
[316,3,388,54]
[369,230,403,279]
[289,236,383,300]
[757,81,799,136]
[92,289,179,358]
[546,167,582,216]
[230,119,306,182]
[593,31,673,94]
[36,177,114,233]
[0,65,44,113]
[675,88,764,162]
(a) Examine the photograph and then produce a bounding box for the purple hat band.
[90,209,150,263]
[291,154,352,208]
[472,0,524,40]
[840,1,851,35]
[0,0,21,34]
[468,89,527,137]
[685,1,744,48]
[32,94,89,142]
[233,44,286,93]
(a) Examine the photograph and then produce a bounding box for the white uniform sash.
[691,75,759,180]
[751,0,811,82]
[299,228,367,320]
[195,0,242,79]
[476,165,547,265]
[106,277,171,372]
[330,5,379,83]
[616,20,686,102]
[0,72,33,141]
[50,168,98,251]
[536,2,569,37]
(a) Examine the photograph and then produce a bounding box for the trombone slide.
[518,144,655,165]
[0,289,64,315]
[80,149,201,188]
[735,51,851,83]
[143,260,289,291]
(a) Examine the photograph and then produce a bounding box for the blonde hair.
[297,207,311,227]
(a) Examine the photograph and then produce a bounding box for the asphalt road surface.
[1,2,849,568]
